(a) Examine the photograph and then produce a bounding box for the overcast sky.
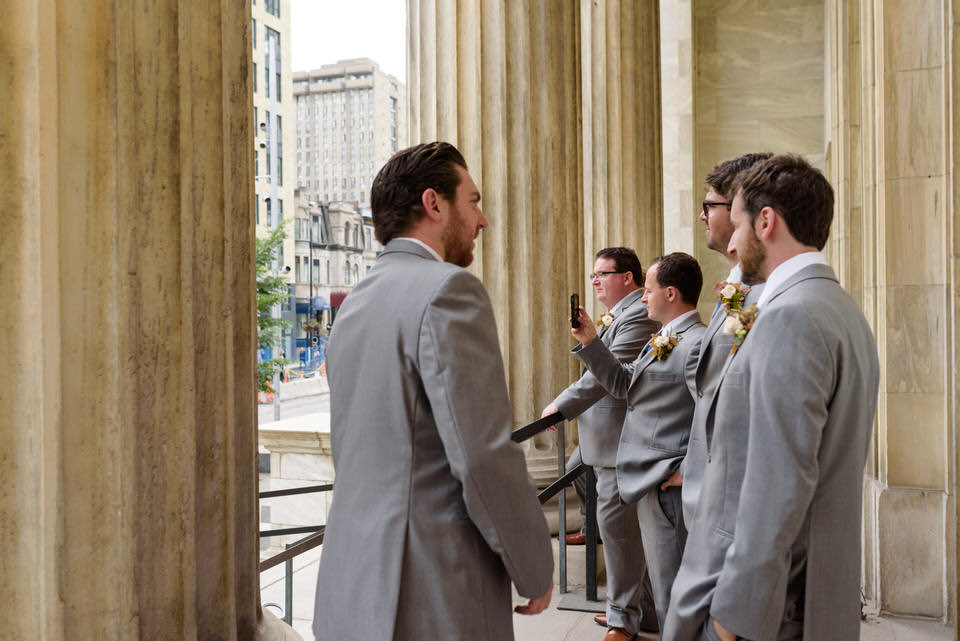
[290,0,407,82]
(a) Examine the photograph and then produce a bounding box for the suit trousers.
[699,617,803,641]
[596,465,656,633]
[636,485,687,628]
[566,447,588,532]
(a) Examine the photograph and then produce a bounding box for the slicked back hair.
[732,154,834,251]
[370,141,467,244]
[595,247,644,287]
[650,252,703,305]
[704,152,774,199]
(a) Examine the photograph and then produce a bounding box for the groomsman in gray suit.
[571,253,707,635]
[542,247,659,639]
[664,155,879,641]
[679,152,771,524]
[314,142,554,641]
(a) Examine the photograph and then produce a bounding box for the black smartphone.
[570,293,580,328]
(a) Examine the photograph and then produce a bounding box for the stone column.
[0,2,294,639]
[408,0,662,484]
[831,0,955,621]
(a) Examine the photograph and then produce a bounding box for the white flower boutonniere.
[723,303,759,355]
[714,280,750,313]
[649,332,681,360]
[597,313,615,330]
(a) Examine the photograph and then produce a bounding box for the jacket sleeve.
[710,305,834,640]
[553,306,656,418]
[418,270,553,598]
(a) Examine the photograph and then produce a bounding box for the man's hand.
[712,617,737,641]
[571,307,598,346]
[541,402,561,432]
[514,581,553,615]
[660,469,683,491]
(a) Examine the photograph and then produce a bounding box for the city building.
[252,0,297,358]
[291,190,380,367]
[292,58,406,207]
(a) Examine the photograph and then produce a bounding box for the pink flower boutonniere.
[715,281,750,313]
[649,332,681,360]
[723,304,759,355]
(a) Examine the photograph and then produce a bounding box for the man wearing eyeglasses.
[541,247,659,641]
[676,153,772,524]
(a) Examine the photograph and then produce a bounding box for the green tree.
[256,223,292,392]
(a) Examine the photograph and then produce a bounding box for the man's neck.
[397,232,444,261]
[761,244,819,280]
[606,286,641,312]
[658,305,697,327]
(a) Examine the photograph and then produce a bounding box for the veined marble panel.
[882,176,946,287]
[757,116,824,155]
[697,0,822,18]
[714,4,823,50]
[883,68,945,179]
[885,393,947,489]
[883,0,943,71]
[878,487,946,617]
[697,42,824,86]
[882,284,947,395]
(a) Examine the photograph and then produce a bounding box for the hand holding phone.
[570,294,580,329]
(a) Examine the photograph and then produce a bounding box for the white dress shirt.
[756,251,828,308]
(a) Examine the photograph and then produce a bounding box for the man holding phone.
[542,247,659,641]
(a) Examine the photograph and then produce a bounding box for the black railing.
[258,412,600,626]
[259,484,332,625]
[510,411,601,603]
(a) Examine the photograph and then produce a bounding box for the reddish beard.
[442,208,475,267]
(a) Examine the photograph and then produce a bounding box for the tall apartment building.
[293,58,406,207]
[251,0,296,359]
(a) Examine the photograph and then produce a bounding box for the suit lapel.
[632,312,701,382]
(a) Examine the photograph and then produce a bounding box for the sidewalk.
[260,543,955,641]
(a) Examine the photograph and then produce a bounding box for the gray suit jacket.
[574,312,705,503]
[553,289,658,467]
[680,282,764,523]
[663,264,879,641]
[313,239,553,641]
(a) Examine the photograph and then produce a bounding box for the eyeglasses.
[702,200,732,215]
[590,271,625,281]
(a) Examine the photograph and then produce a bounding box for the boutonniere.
[714,281,750,313]
[723,304,759,354]
[649,332,681,360]
[597,313,615,330]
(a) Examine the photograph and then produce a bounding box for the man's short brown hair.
[704,152,773,199]
[733,154,834,251]
[650,252,702,305]
[370,142,467,244]
[595,247,644,287]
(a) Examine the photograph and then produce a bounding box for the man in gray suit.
[663,155,879,641]
[571,253,707,635]
[313,142,554,641]
[679,152,771,524]
[541,247,659,639]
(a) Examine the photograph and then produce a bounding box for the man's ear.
[756,206,776,239]
[421,188,443,223]
[665,285,679,303]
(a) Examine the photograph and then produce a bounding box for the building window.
[253,62,257,93]
[265,0,280,18]
[251,19,256,48]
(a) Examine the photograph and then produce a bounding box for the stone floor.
[260,543,955,641]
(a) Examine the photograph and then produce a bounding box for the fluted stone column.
[408,0,662,484]
[0,2,295,639]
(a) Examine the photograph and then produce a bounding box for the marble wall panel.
[885,393,947,489]
[883,68,945,179]
[883,0,943,71]
[757,116,825,153]
[878,488,946,617]
[882,284,947,395]
[697,0,822,18]
[882,176,946,287]
[697,42,824,86]
[713,4,823,49]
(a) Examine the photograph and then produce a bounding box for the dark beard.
[739,227,767,284]
[442,210,474,267]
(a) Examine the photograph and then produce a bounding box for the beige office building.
[293,58,406,207]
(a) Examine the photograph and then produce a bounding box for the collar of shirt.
[660,309,698,336]
[725,263,743,284]
[756,251,829,308]
[396,237,443,262]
